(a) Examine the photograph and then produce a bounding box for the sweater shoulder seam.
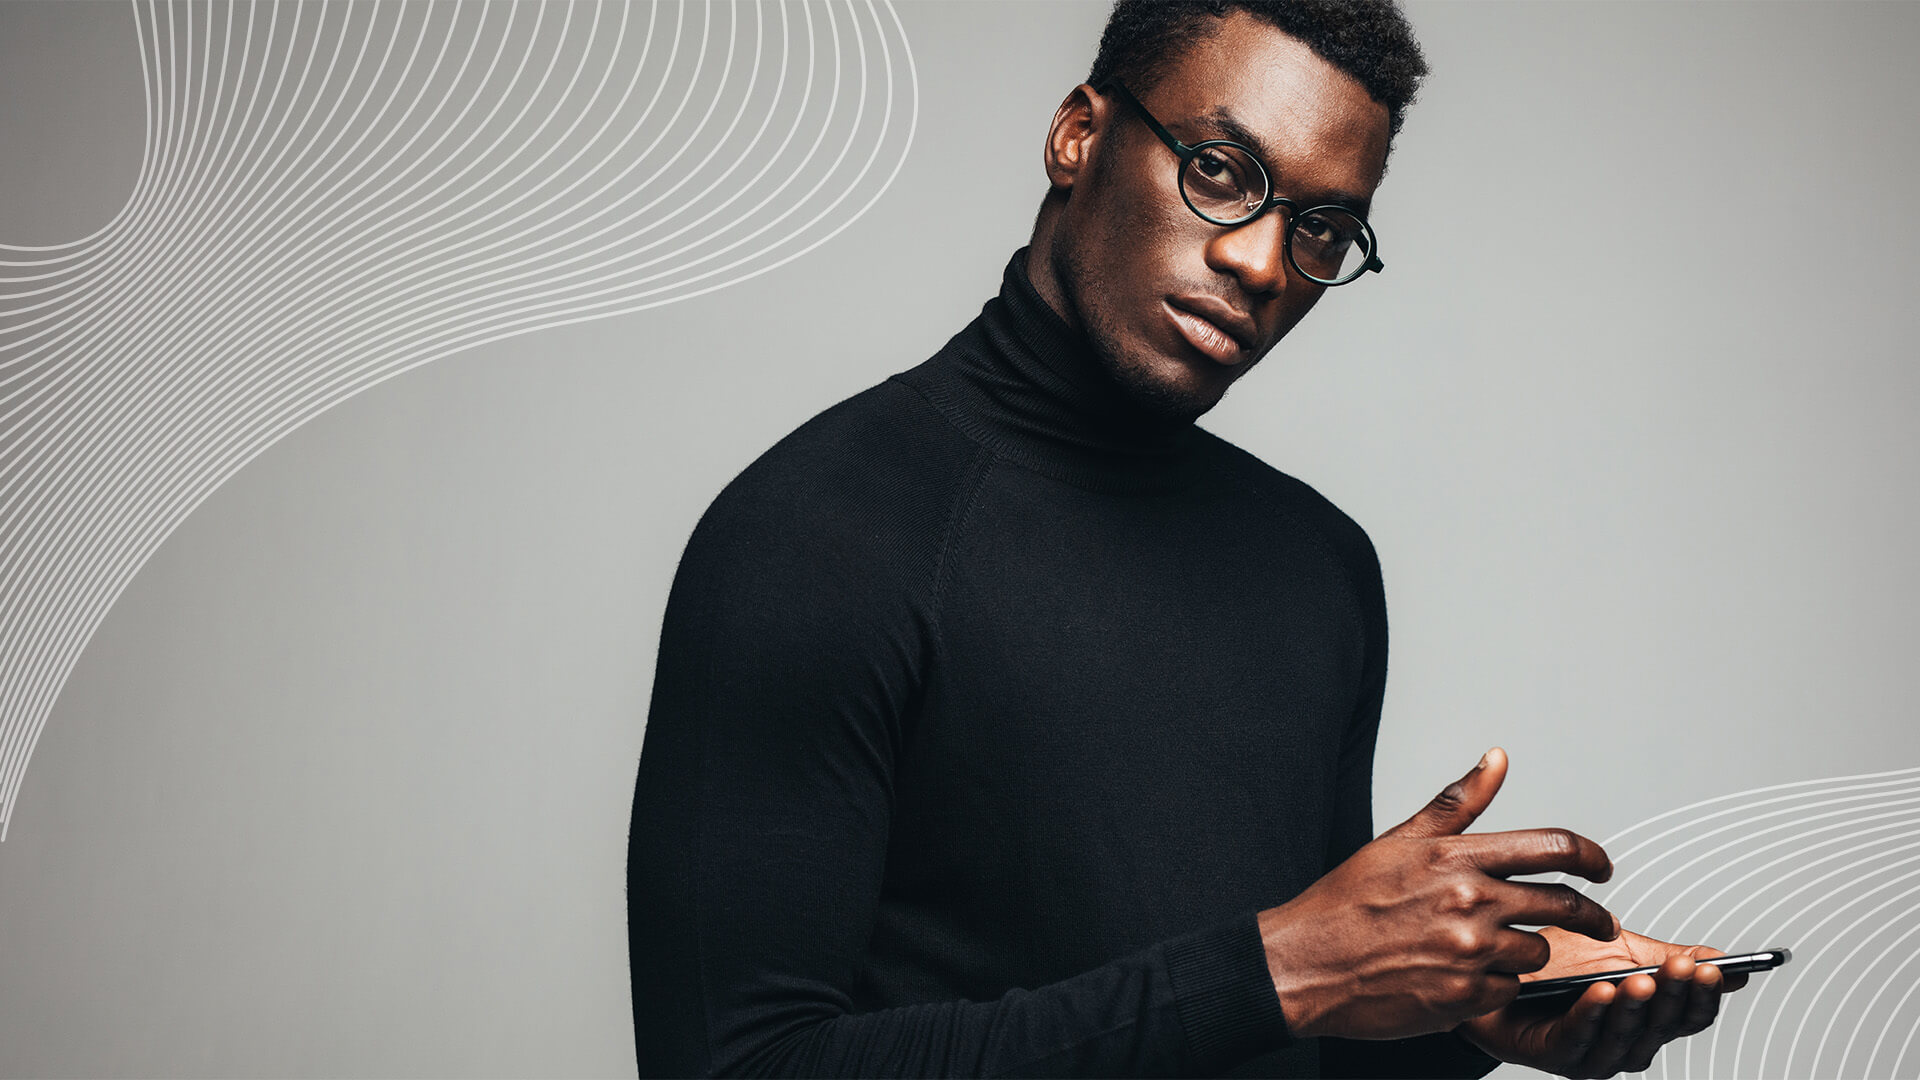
[928,440,996,658]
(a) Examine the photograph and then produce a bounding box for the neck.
[886,247,1206,495]
[1023,200,1075,334]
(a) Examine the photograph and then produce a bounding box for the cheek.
[1085,202,1180,283]
[1081,204,1208,341]
[1076,157,1198,277]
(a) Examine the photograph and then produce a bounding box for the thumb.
[1386,746,1508,839]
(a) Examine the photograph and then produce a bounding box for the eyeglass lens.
[1178,148,1373,284]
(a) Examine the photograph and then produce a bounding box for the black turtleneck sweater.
[628,249,1503,1079]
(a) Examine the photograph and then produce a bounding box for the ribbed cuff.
[1163,910,1292,1073]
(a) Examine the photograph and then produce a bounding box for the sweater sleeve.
[1312,526,1503,1080]
[627,445,1293,1078]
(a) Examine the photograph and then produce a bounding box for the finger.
[1691,945,1750,992]
[1470,970,1524,1017]
[1485,927,1553,974]
[1580,972,1658,1077]
[1556,981,1616,1068]
[1449,826,1613,882]
[1619,956,1696,1072]
[1678,958,1726,1037]
[1385,747,1508,839]
[1488,879,1620,942]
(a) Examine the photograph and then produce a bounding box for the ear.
[1042,83,1107,192]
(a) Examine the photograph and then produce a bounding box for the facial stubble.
[1045,131,1248,428]
[1048,238,1240,429]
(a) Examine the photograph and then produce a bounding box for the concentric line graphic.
[1549,764,1920,1078]
[0,0,918,839]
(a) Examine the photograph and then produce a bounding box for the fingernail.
[1474,750,1492,771]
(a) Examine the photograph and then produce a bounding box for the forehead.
[1146,11,1391,197]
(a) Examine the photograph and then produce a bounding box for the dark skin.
[1028,12,1382,422]
[1027,12,1748,1077]
[1267,749,1748,1078]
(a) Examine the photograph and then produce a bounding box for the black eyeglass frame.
[1097,79,1386,285]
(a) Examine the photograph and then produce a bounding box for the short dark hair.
[1086,0,1429,143]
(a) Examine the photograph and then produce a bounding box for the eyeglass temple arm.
[1095,80,1196,157]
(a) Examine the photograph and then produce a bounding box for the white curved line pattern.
[0,0,919,840]
[1542,765,1920,1078]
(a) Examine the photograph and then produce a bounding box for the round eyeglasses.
[1099,80,1384,286]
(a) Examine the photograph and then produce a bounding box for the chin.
[1098,347,1227,426]
[1052,250,1231,426]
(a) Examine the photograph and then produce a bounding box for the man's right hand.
[1257,747,1619,1041]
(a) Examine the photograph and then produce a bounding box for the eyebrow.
[1190,105,1373,215]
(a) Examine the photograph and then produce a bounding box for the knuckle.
[1443,879,1482,914]
[1540,828,1579,860]
[1430,781,1469,816]
[1439,974,1478,1007]
[1444,923,1486,958]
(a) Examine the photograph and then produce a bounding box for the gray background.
[2,1,1917,1076]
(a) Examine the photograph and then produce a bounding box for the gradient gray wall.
[1,2,1916,1076]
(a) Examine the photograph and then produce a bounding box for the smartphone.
[1513,947,1793,1001]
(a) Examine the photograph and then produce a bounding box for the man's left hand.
[1454,924,1751,1078]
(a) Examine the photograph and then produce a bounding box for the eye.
[1185,146,1256,201]
[1294,211,1359,252]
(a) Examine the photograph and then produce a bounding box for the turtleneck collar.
[891,246,1208,493]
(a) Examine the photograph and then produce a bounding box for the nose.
[1203,207,1295,298]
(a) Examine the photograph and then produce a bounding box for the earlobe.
[1042,84,1101,191]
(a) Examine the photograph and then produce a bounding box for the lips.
[1164,298,1255,366]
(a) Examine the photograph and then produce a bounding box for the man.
[629,2,1748,1076]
